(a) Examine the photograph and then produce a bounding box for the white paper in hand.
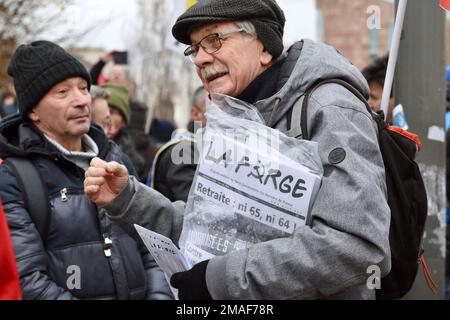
[134,224,192,299]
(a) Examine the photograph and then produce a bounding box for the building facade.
[316,0,449,70]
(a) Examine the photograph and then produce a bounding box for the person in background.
[0,40,173,300]
[102,84,129,140]
[146,118,177,177]
[362,54,395,123]
[0,82,18,118]
[90,85,112,135]
[148,118,177,147]
[187,86,208,132]
[90,51,129,87]
[127,101,157,183]
[85,0,390,300]
[102,83,145,181]
[92,52,151,181]
[148,86,207,202]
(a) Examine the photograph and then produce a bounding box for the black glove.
[170,260,213,300]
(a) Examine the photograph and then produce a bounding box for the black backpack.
[3,158,51,241]
[286,79,433,300]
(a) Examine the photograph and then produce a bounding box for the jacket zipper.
[55,188,113,259]
[50,187,84,201]
[103,233,113,257]
[52,186,127,298]
[60,188,68,202]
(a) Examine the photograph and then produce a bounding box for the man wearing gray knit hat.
[85,0,391,300]
[0,41,173,300]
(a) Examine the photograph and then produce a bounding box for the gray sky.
[66,0,317,52]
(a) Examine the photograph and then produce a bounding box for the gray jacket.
[105,40,391,300]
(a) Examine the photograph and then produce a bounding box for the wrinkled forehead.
[51,77,87,89]
[190,21,238,44]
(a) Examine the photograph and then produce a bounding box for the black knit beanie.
[7,40,91,120]
[172,0,286,59]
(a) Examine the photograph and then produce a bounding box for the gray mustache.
[201,66,229,80]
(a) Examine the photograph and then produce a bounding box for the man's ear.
[260,49,273,66]
[28,109,39,122]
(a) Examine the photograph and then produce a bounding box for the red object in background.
[97,73,107,86]
[441,0,450,11]
[0,200,22,300]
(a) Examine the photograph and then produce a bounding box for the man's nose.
[73,89,92,107]
[194,47,214,67]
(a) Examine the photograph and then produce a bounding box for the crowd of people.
[0,0,447,300]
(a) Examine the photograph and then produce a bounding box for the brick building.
[317,0,395,70]
[316,0,449,70]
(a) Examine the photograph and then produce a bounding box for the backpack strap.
[286,96,306,139]
[4,158,51,241]
[288,79,372,140]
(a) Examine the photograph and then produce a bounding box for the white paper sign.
[197,131,321,234]
[178,98,323,267]
[134,224,192,300]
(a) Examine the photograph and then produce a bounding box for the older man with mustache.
[0,41,173,300]
[85,0,390,300]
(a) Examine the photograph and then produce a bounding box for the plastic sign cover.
[179,95,323,267]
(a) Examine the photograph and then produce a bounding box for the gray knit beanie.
[7,40,91,120]
[172,0,286,59]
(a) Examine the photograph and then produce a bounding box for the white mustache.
[201,65,229,81]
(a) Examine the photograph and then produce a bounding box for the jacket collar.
[0,115,109,159]
[236,57,286,105]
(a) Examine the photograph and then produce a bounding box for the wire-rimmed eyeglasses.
[184,28,245,63]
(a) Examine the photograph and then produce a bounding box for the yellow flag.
[166,0,198,51]
[185,0,197,10]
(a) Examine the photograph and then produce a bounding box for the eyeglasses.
[184,28,245,63]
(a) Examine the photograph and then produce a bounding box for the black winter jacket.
[152,140,197,202]
[0,115,173,300]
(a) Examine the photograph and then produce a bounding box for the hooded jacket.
[103,40,391,300]
[0,115,173,300]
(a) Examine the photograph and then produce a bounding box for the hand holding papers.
[134,95,324,298]
[134,225,191,299]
